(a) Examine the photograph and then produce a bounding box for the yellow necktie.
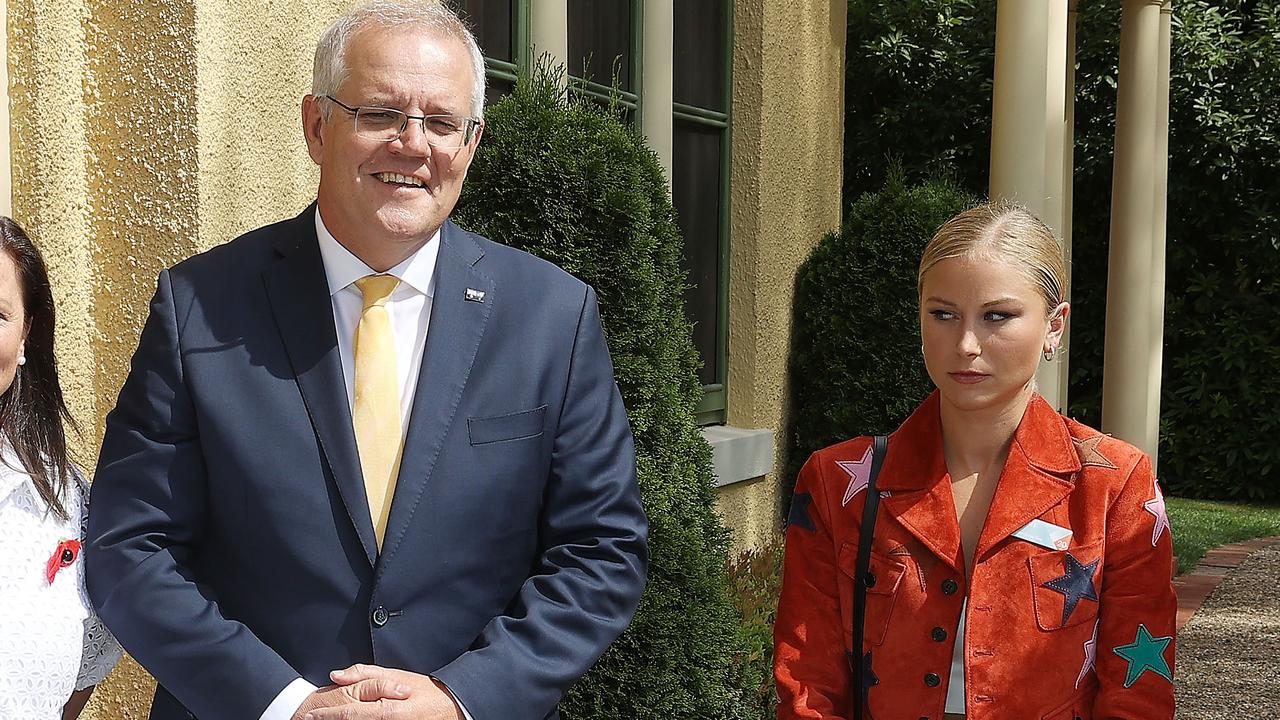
[353,274,403,549]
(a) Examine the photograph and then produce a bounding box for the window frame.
[672,2,733,425]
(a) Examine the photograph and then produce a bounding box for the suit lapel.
[973,394,1080,563]
[377,222,494,566]
[262,206,378,567]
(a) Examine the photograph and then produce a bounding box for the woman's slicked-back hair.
[312,0,487,118]
[0,216,76,520]
[918,201,1068,315]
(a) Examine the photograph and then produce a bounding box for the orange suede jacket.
[775,393,1176,719]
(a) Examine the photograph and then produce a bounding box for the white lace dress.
[0,448,122,719]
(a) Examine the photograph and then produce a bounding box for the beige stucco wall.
[715,0,846,555]
[8,0,352,714]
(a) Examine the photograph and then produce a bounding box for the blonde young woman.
[775,203,1176,719]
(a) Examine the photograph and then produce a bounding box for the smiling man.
[84,3,648,720]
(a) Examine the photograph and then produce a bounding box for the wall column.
[0,0,11,215]
[641,0,674,182]
[1143,0,1174,471]
[1102,0,1165,456]
[989,0,1071,411]
[530,0,567,78]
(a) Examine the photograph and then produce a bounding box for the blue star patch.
[1042,552,1100,626]
[862,650,879,689]
[788,492,816,532]
[1113,623,1174,688]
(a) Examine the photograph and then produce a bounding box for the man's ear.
[302,95,327,165]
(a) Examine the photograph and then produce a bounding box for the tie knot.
[355,274,400,308]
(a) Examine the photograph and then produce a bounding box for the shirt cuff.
[260,677,318,720]
[432,676,474,720]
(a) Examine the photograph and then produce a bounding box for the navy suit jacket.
[86,206,648,720]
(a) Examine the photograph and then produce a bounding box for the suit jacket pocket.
[468,405,548,445]
[838,542,907,647]
[1028,538,1105,631]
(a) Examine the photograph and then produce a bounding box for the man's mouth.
[375,172,425,188]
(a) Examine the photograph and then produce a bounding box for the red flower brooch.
[46,538,81,584]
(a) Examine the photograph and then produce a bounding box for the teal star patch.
[1113,623,1173,688]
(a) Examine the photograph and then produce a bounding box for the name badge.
[1012,518,1073,551]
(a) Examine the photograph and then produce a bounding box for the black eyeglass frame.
[319,95,483,146]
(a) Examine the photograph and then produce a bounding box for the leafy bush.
[842,0,1280,501]
[453,65,750,719]
[786,174,977,494]
[725,539,785,720]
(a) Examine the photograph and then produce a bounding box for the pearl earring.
[17,356,26,366]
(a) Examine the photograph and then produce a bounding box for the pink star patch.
[1144,477,1169,547]
[837,446,874,507]
[1076,620,1098,688]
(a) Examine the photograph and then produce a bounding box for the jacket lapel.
[377,222,494,566]
[262,206,378,567]
[877,395,965,573]
[973,394,1080,563]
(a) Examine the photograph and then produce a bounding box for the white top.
[264,213,471,720]
[944,599,967,713]
[0,445,122,719]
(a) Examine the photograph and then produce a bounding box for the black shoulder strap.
[852,435,888,720]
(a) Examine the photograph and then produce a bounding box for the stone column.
[1144,0,1174,471]
[1102,0,1165,455]
[1057,0,1079,401]
[530,0,568,78]
[989,0,1071,411]
[642,0,674,182]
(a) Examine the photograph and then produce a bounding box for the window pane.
[672,119,724,386]
[674,0,726,110]
[450,0,513,62]
[567,0,631,91]
[485,78,513,107]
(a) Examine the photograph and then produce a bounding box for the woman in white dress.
[0,217,120,719]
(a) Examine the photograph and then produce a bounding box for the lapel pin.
[464,288,486,303]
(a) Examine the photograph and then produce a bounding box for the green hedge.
[786,173,977,495]
[453,66,751,719]
[842,0,1280,501]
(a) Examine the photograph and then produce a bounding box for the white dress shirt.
[0,446,122,719]
[263,212,471,720]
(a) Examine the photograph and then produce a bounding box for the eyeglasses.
[320,96,482,149]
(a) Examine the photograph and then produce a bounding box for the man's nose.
[391,119,433,156]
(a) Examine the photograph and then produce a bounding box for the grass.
[1167,497,1280,574]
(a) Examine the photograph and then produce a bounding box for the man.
[85,3,648,719]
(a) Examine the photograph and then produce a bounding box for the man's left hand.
[302,665,464,720]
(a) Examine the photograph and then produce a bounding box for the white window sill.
[701,425,774,487]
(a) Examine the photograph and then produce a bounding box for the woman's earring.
[16,355,26,366]
[1042,347,1056,363]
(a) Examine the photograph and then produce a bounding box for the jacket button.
[941,578,959,595]
[931,627,947,642]
[371,606,389,627]
[924,672,941,687]
[863,571,877,588]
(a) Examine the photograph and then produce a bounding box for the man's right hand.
[290,682,410,720]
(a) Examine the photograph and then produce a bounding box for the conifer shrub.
[785,174,977,496]
[453,66,750,719]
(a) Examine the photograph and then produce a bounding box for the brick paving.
[1173,536,1280,631]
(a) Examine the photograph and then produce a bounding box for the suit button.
[931,627,947,642]
[863,572,877,588]
[371,606,389,627]
[924,672,941,687]
[941,578,959,595]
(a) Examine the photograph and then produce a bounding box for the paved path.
[1174,540,1280,718]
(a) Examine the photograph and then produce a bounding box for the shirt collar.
[314,209,439,298]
